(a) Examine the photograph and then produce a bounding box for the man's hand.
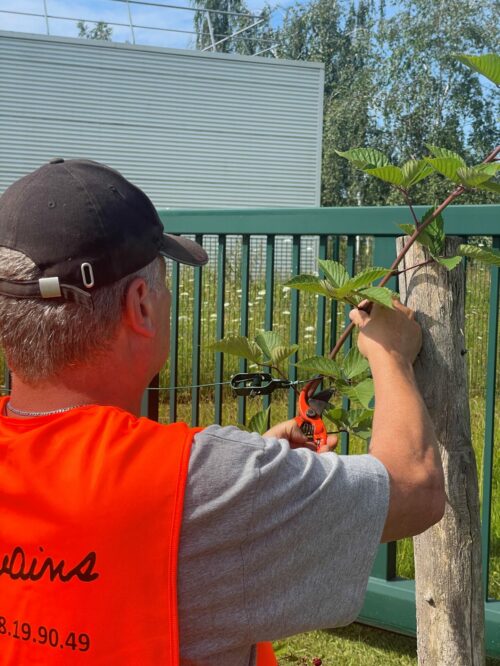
[349,300,422,367]
[263,419,338,454]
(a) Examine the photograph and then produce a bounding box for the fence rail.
[154,204,500,657]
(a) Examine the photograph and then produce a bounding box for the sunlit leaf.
[323,406,349,428]
[365,165,404,186]
[342,378,375,408]
[425,157,463,182]
[357,287,395,308]
[410,208,445,256]
[401,159,434,188]
[435,256,463,271]
[399,223,416,236]
[271,345,299,366]
[426,145,466,164]
[476,180,500,195]
[341,346,370,379]
[455,53,500,86]
[318,259,350,288]
[285,274,333,298]
[347,408,374,440]
[335,147,390,169]
[295,356,343,379]
[255,330,283,360]
[458,244,500,267]
[247,407,271,435]
[457,165,499,188]
[212,336,263,364]
[337,267,391,295]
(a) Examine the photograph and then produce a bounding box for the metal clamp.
[230,372,293,397]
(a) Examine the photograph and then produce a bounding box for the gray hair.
[0,247,165,384]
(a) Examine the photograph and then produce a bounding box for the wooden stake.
[397,236,485,666]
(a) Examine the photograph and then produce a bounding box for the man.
[0,159,445,665]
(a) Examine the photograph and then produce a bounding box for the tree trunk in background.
[396,236,485,665]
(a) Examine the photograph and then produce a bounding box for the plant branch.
[303,144,500,399]
[399,188,420,227]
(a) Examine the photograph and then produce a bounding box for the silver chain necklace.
[6,402,88,417]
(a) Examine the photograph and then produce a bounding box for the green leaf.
[400,159,434,188]
[425,157,464,182]
[341,346,370,379]
[342,378,375,408]
[357,287,395,308]
[458,244,500,267]
[285,274,333,298]
[476,179,500,195]
[323,407,349,428]
[455,53,500,86]
[255,330,283,360]
[337,267,391,295]
[318,259,350,288]
[271,345,299,366]
[456,165,499,188]
[212,336,263,364]
[246,407,271,435]
[347,408,374,440]
[335,147,390,169]
[426,145,466,164]
[295,356,343,379]
[364,165,404,186]
[414,208,445,256]
[435,256,463,271]
[399,223,416,236]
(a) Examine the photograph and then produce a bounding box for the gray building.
[0,31,324,209]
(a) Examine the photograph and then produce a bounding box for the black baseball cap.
[0,158,208,307]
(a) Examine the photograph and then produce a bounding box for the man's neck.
[7,366,145,418]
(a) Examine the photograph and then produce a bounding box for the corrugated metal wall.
[0,31,324,208]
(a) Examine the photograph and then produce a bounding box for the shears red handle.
[294,389,328,451]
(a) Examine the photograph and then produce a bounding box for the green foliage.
[458,244,500,267]
[77,21,112,40]
[242,407,271,435]
[213,331,298,370]
[335,151,434,190]
[295,356,343,379]
[212,336,263,364]
[286,261,394,308]
[424,147,500,190]
[190,0,272,55]
[324,405,374,439]
[456,53,500,86]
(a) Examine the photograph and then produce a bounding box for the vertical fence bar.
[169,260,180,424]
[238,235,250,425]
[263,235,275,415]
[288,235,300,418]
[316,235,327,358]
[481,235,500,598]
[214,236,227,425]
[340,236,355,455]
[329,236,340,352]
[371,235,398,580]
[191,235,203,426]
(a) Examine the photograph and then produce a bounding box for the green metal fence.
[152,204,500,657]
[1,204,498,655]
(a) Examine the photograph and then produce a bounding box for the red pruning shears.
[295,387,333,451]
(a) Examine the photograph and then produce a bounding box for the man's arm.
[350,301,446,542]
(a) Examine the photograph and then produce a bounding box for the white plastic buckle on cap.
[81,263,95,289]
[38,277,62,299]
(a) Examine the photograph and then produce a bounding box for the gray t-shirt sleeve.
[178,425,389,665]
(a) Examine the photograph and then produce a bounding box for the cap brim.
[160,233,209,267]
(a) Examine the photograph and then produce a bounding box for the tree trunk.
[396,236,485,665]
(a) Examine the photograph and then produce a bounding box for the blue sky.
[0,0,297,50]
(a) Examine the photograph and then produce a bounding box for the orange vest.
[0,399,276,665]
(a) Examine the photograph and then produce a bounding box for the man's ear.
[124,277,156,338]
